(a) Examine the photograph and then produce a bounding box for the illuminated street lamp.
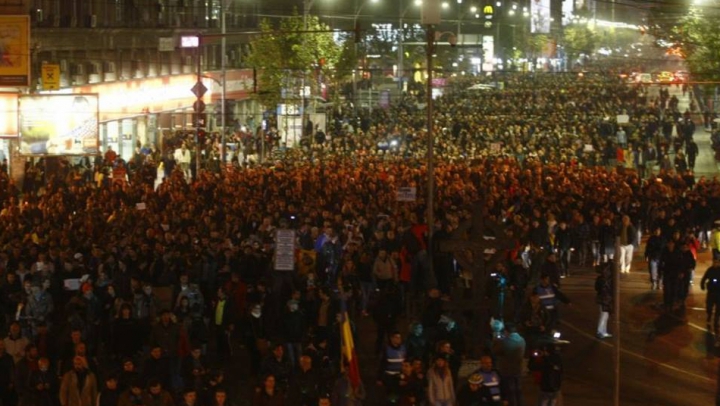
[353,0,380,114]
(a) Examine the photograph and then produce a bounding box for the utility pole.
[614,255,621,406]
[195,43,202,179]
[221,0,228,165]
[426,24,435,279]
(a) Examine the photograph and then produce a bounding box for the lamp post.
[221,0,229,165]
[352,0,379,115]
[398,0,422,92]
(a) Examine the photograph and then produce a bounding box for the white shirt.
[174,148,191,164]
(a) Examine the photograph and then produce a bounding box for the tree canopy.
[245,12,343,111]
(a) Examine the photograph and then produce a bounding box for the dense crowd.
[0,71,717,406]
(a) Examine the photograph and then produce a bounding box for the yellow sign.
[41,64,60,90]
[0,15,30,87]
[484,5,494,15]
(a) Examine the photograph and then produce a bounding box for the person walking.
[492,325,525,406]
[427,355,455,406]
[616,215,637,274]
[701,259,720,331]
[660,240,683,312]
[534,275,571,331]
[59,356,98,406]
[536,345,563,406]
[595,263,613,339]
[645,227,664,290]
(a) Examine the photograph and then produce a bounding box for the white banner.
[275,229,296,271]
[396,187,417,202]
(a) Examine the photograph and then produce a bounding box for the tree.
[245,11,343,112]
[677,7,720,83]
[562,25,597,63]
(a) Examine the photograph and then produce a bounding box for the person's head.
[70,329,82,343]
[148,379,163,395]
[433,355,447,369]
[160,310,172,324]
[9,322,20,337]
[130,380,143,396]
[72,356,86,372]
[300,354,312,371]
[263,374,276,391]
[123,359,135,371]
[621,215,631,226]
[74,342,87,356]
[191,347,202,359]
[25,344,38,360]
[540,274,551,286]
[468,373,483,391]
[150,346,163,359]
[214,388,227,405]
[272,344,284,359]
[438,340,452,354]
[120,303,132,319]
[401,361,413,376]
[105,375,118,390]
[182,389,197,404]
[390,332,402,347]
[411,322,423,336]
[653,227,661,236]
[38,357,50,372]
[318,396,331,406]
[480,355,493,372]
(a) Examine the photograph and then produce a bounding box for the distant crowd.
[0,70,716,406]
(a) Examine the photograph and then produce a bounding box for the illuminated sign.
[18,94,99,156]
[0,16,30,86]
[0,93,18,138]
[181,36,199,48]
[531,0,551,34]
[484,5,494,17]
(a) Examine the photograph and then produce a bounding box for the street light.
[353,0,380,114]
[398,0,423,91]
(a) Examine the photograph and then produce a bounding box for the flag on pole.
[340,296,361,389]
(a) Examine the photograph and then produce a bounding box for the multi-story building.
[1,0,261,163]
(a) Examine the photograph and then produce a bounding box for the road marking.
[560,320,716,383]
[688,322,710,333]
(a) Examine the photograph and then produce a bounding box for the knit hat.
[468,373,483,385]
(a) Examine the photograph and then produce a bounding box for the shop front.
[42,70,258,161]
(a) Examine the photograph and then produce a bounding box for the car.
[657,71,674,83]
[636,73,652,84]
[674,70,689,82]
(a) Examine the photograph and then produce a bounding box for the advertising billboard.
[0,93,18,138]
[18,94,99,156]
[0,16,30,87]
[531,0,551,34]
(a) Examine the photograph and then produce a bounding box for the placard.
[396,187,417,202]
[616,114,629,124]
[275,229,295,271]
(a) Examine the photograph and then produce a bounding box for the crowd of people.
[0,70,716,406]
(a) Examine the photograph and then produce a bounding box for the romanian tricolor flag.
[340,296,361,389]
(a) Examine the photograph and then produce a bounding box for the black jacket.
[701,266,720,296]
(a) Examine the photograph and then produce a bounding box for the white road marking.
[560,320,716,383]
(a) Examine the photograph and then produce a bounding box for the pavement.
[648,83,719,178]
